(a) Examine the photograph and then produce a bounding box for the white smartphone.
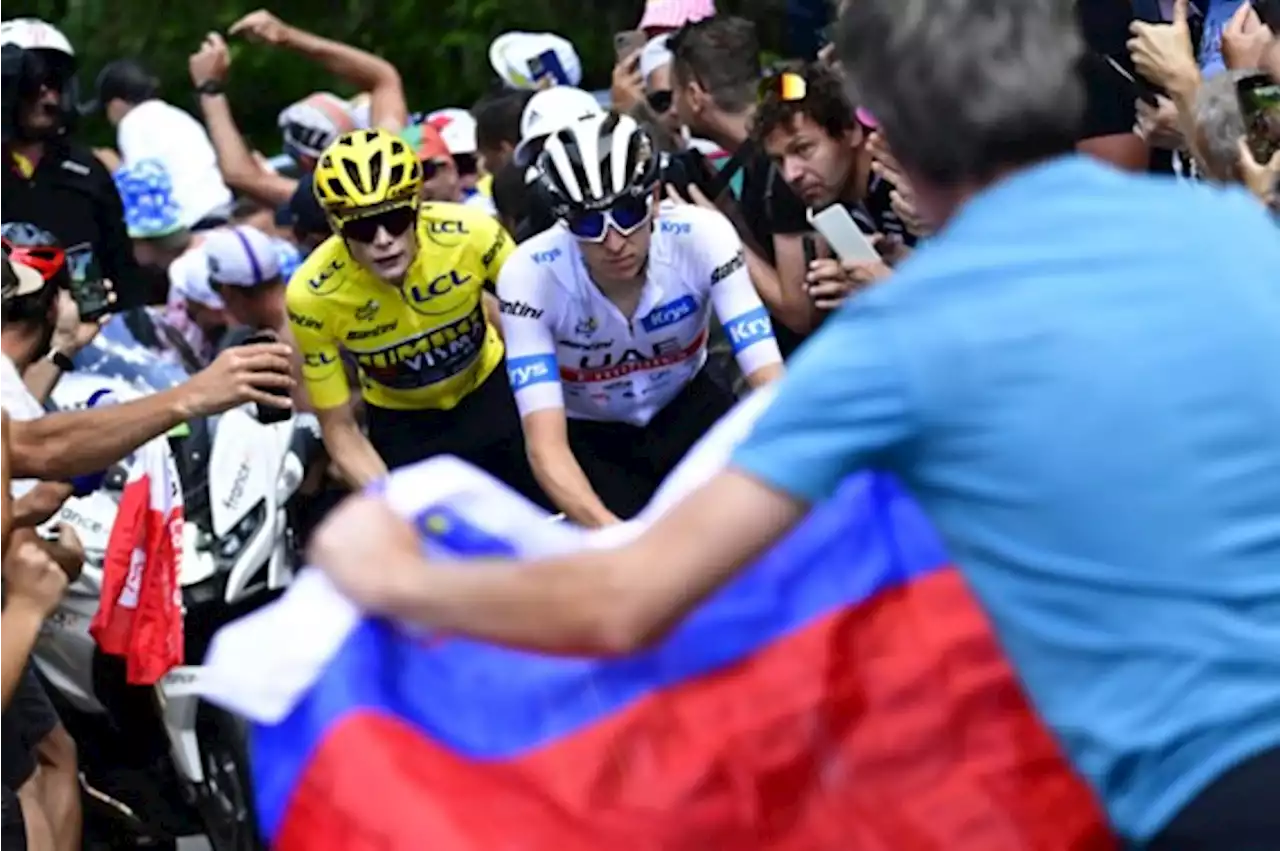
[807,205,881,263]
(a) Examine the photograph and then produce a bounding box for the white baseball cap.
[514,86,604,167]
[425,108,478,155]
[171,247,225,310]
[639,34,673,82]
[201,226,281,288]
[488,31,582,90]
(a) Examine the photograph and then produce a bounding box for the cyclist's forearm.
[744,363,784,389]
[748,244,815,335]
[8,388,190,480]
[527,440,616,527]
[321,421,388,489]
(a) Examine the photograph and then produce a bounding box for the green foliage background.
[5,0,792,150]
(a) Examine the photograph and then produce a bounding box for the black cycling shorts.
[568,369,735,520]
[365,363,552,510]
[1141,744,1280,850]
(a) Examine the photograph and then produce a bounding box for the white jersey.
[498,204,781,427]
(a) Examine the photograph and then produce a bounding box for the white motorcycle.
[34,370,320,850]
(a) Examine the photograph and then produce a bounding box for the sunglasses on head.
[339,204,417,243]
[420,158,452,182]
[647,90,674,114]
[757,70,808,105]
[565,194,652,243]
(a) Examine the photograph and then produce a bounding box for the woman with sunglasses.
[498,111,784,527]
[286,128,550,510]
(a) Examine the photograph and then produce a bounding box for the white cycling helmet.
[514,85,603,169]
[1,19,79,135]
[277,92,357,162]
[537,111,660,221]
[0,18,74,57]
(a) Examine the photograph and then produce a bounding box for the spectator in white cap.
[488,31,583,90]
[168,252,230,360]
[200,225,288,342]
[638,35,682,137]
[426,108,483,198]
[638,0,717,36]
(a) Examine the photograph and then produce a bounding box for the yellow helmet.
[312,128,421,221]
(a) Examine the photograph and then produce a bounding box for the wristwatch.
[194,80,224,96]
[46,350,75,372]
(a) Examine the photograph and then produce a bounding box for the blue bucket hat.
[113,159,183,238]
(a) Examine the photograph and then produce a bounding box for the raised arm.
[189,33,298,208]
[229,10,408,131]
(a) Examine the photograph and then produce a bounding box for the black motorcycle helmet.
[0,19,79,142]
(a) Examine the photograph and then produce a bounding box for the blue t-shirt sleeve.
[731,306,913,502]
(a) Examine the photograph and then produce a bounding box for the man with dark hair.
[668,16,814,356]
[472,89,533,177]
[755,62,915,312]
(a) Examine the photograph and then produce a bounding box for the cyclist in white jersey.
[499,112,783,526]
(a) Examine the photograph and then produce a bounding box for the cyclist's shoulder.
[501,224,573,283]
[418,201,501,244]
[654,202,737,244]
[286,234,359,307]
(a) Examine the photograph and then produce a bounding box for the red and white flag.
[90,434,185,684]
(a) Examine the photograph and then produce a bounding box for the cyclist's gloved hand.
[69,470,106,497]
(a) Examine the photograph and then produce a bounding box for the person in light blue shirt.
[308,1,1280,846]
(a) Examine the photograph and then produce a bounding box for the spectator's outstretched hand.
[190,32,231,86]
[1221,3,1275,72]
[51,289,109,356]
[1135,95,1184,150]
[180,342,296,417]
[229,9,292,47]
[1237,137,1280,206]
[310,495,421,614]
[1128,0,1199,95]
[611,50,645,114]
[4,538,69,618]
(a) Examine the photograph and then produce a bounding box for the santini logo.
[710,250,746,285]
[640,295,697,332]
[726,307,773,353]
[507,355,558,389]
[499,299,543,319]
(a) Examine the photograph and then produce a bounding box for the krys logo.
[403,270,473,316]
[639,295,698,332]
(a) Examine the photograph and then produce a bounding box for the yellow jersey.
[286,203,514,412]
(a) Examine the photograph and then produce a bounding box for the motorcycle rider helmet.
[311,128,422,224]
[1,222,70,293]
[0,18,79,140]
[536,111,660,240]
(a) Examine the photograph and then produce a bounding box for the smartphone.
[61,246,113,321]
[1101,54,1162,107]
[614,30,647,60]
[1252,0,1280,31]
[807,205,880,264]
[1238,73,1280,163]
[239,329,292,424]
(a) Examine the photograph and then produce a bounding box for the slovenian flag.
[200,390,1116,850]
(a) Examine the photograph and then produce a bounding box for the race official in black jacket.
[2,24,162,308]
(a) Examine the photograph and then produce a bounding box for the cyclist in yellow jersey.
[287,128,549,505]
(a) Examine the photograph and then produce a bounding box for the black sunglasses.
[647,90,674,114]
[453,152,478,177]
[339,205,417,243]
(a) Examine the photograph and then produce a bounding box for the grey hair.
[835,0,1084,186]
[1193,69,1251,183]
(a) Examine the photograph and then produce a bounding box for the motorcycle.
[33,354,320,850]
